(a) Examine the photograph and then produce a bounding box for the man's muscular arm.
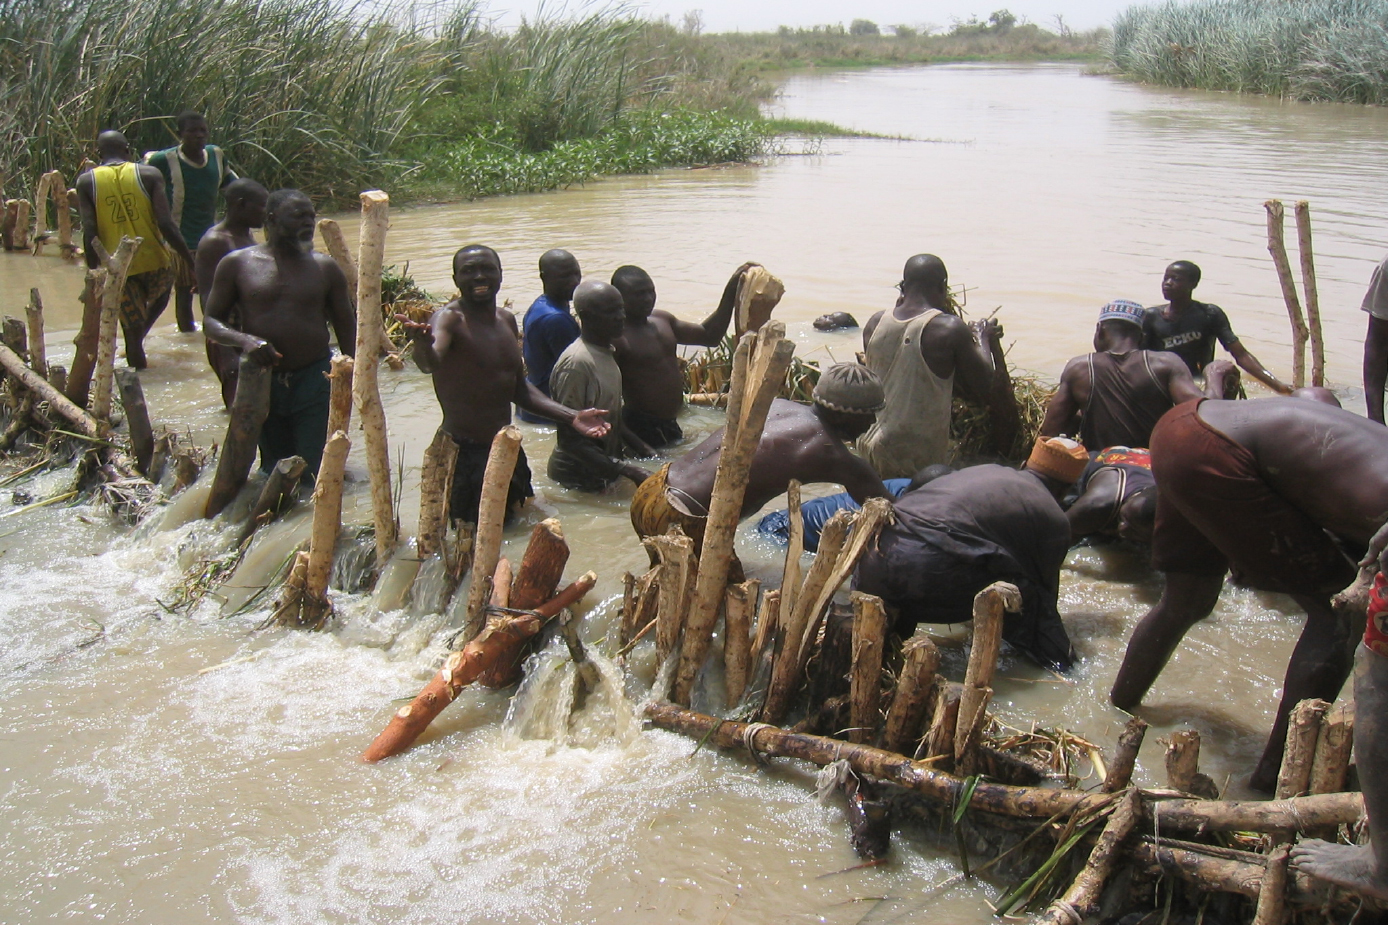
[195,236,232,311]
[1158,353,1205,404]
[398,309,453,373]
[513,377,611,439]
[1229,340,1292,394]
[139,166,195,272]
[833,449,891,505]
[321,258,356,357]
[203,255,280,365]
[667,263,752,346]
[1039,357,1087,438]
[76,173,101,270]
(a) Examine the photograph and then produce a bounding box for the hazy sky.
[493,0,1129,33]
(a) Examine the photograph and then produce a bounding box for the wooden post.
[621,566,660,649]
[91,235,140,423]
[353,190,397,566]
[1,200,16,250]
[882,633,941,755]
[477,519,570,689]
[1165,729,1203,793]
[51,172,72,254]
[1275,698,1329,799]
[0,342,99,438]
[11,200,30,251]
[849,592,887,745]
[1102,716,1149,792]
[203,357,272,518]
[955,582,1020,773]
[460,425,521,646]
[325,355,354,438]
[113,368,155,475]
[417,428,458,559]
[723,579,758,708]
[782,479,804,619]
[1293,201,1325,387]
[66,270,104,407]
[1265,200,1308,389]
[647,529,696,664]
[1309,701,1354,795]
[1252,844,1290,925]
[300,430,351,627]
[270,551,312,628]
[923,680,963,765]
[675,324,795,705]
[1037,787,1143,925]
[30,172,52,254]
[25,288,46,380]
[362,571,597,761]
[239,456,306,545]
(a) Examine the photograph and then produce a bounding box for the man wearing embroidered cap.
[630,363,890,559]
[1040,298,1208,452]
[854,436,1090,672]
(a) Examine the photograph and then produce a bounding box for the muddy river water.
[3,63,1388,924]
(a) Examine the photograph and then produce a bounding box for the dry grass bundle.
[951,373,1056,464]
[682,334,821,402]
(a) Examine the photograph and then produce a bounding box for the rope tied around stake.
[742,722,774,767]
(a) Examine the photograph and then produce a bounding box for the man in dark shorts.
[399,246,611,524]
[855,437,1091,671]
[1142,260,1291,394]
[611,263,749,449]
[547,280,654,491]
[195,178,267,408]
[518,248,582,423]
[1110,397,1388,791]
[202,189,355,478]
[1064,447,1157,543]
[1040,299,1206,451]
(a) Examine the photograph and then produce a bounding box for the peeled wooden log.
[1102,716,1149,792]
[723,580,758,708]
[646,529,696,664]
[12,200,30,251]
[806,604,854,711]
[1294,201,1325,387]
[733,263,785,337]
[957,582,1019,772]
[459,425,521,647]
[477,518,570,689]
[1037,787,1143,925]
[26,288,46,380]
[922,679,962,764]
[203,358,272,518]
[0,343,97,438]
[1253,844,1290,925]
[1266,200,1308,389]
[269,550,313,628]
[782,479,804,619]
[362,570,597,762]
[621,566,660,649]
[319,217,392,353]
[91,235,139,423]
[417,428,458,559]
[353,190,397,566]
[66,271,103,407]
[1165,729,1202,793]
[113,368,154,475]
[849,592,887,745]
[30,171,53,253]
[238,456,306,545]
[1309,701,1354,795]
[54,177,73,254]
[325,355,354,438]
[882,632,940,755]
[1145,791,1363,834]
[299,430,350,626]
[1276,698,1329,799]
[675,325,794,704]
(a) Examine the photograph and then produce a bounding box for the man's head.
[1024,436,1089,497]
[900,254,949,306]
[95,130,132,162]
[264,189,316,254]
[1117,486,1157,544]
[812,363,885,441]
[176,111,209,155]
[224,179,267,228]
[611,265,656,319]
[574,279,625,343]
[453,245,502,306]
[1162,260,1201,303]
[539,249,581,305]
[1093,299,1146,351]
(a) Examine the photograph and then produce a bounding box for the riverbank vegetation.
[1109,0,1388,104]
[0,0,1094,206]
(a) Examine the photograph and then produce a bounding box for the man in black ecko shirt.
[1142,260,1291,395]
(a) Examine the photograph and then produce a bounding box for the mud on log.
[204,358,271,518]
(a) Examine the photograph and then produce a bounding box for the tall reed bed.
[1110,0,1388,104]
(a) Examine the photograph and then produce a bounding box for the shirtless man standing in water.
[202,188,355,478]
[399,245,610,524]
[196,178,267,408]
[611,263,750,449]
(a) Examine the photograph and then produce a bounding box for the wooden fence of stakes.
[1265,199,1326,388]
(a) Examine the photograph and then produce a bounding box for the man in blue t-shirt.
[518,248,582,423]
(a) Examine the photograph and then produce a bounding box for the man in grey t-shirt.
[1361,253,1388,423]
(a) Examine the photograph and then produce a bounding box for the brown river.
[3,63,1388,924]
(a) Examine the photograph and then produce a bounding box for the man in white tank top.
[858,254,1018,478]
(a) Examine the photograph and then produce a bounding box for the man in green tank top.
[146,111,237,333]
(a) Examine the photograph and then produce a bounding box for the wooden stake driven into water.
[1037,787,1143,925]
[320,217,394,354]
[460,425,521,647]
[1,200,17,250]
[723,579,758,708]
[849,592,886,745]
[955,581,1019,775]
[325,355,354,438]
[26,288,46,381]
[12,200,30,251]
[1276,698,1329,800]
[1102,716,1149,793]
[300,430,350,627]
[417,428,458,560]
[90,235,139,424]
[1309,701,1354,795]
[113,368,154,475]
[1294,201,1325,387]
[203,356,271,518]
[882,632,940,755]
[353,190,397,566]
[1265,200,1308,389]
[477,517,571,689]
[239,455,306,546]
[646,529,695,664]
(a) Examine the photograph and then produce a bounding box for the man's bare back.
[196,224,257,300]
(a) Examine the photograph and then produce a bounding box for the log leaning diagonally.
[203,357,272,518]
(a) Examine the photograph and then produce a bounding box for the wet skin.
[195,188,266,305]
[612,264,748,420]
[202,194,355,371]
[667,398,889,517]
[399,247,610,445]
[1110,398,1388,791]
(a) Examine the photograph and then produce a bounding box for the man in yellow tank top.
[76,130,195,369]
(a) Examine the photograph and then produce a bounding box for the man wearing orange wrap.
[1111,397,1388,792]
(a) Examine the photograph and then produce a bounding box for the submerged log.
[417,429,458,560]
[460,425,521,647]
[362,570,597,762]
[239,455,306,545]
[113,368,154,475]
[477,518,570,689]
[1265,200,1308,389]
[849,592,887,745]
[1294,201,1325,388]
[0,342,98,438]
[203,358,272,518]
[882,632,940,755]
[723,580,758,708]
[1102,716,1149,793]
[1276,698,1329,800]
[353,190,397,566]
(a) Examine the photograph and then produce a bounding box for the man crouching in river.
[202,189,355,478]
[399,245,611,524]
[631,363,890,562]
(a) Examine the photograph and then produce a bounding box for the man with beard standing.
[202,188,356,479]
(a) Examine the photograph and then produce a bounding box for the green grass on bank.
[1110,0,1388,104]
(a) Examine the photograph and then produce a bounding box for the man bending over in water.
[1110,397,1388,791]
[196,178,267,408]
[203,189,355,478]
[400,246,611,524]
[631,363,890,560]
[611,263,750,449]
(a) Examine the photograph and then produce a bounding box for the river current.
[3,63,1388,923]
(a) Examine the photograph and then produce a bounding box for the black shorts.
[625,407,683,449]
[449,434,535,525]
